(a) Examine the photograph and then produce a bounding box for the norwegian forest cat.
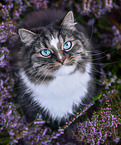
[14,9,96,128]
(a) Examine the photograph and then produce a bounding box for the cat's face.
[18,11,91,83]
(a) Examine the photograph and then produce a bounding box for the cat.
[13,9,96,128]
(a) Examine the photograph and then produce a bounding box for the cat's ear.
[18,28,36,45]
[61,11,77,29]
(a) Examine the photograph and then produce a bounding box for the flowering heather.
[0,0,121,144]
[72,75,121,145]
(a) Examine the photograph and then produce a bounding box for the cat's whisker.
[77,60,111,68]
[38,69,50,86]
[91,65,104,74]
[88,49,117,58]
[87,22,94,48]
[35,68,50,84]
[29,70,39,78]
[91,55,108,61]
[34,68,48,80]
[91,51,107,56]
[21,65,50,84]
[25,69,38,77]
[93,60,121,65]
[24,64,46,73]
[76,62,102,86]
[86,49,107,54]
[24,66,49,80]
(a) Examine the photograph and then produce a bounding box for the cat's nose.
[57,57,65,64]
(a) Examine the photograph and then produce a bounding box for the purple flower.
[88,18,95,26]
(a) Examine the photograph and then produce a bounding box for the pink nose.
[57,57,65,64]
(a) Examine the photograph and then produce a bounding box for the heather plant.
[0,0,121,144]
[72,75,121,145]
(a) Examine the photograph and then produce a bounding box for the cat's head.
[18,11,92,83]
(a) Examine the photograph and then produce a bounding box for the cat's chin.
[54,65,76,77]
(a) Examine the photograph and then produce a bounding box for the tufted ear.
[18,28,36,46]
[61,11,77,29]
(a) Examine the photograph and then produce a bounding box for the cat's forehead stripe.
[50,35,59,49]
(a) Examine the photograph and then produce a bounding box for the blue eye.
[40,49,52,57]
[63,41,72,51]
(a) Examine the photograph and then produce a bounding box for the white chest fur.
[20,63,91,120]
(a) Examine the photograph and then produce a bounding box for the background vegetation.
[0,0,121,144]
